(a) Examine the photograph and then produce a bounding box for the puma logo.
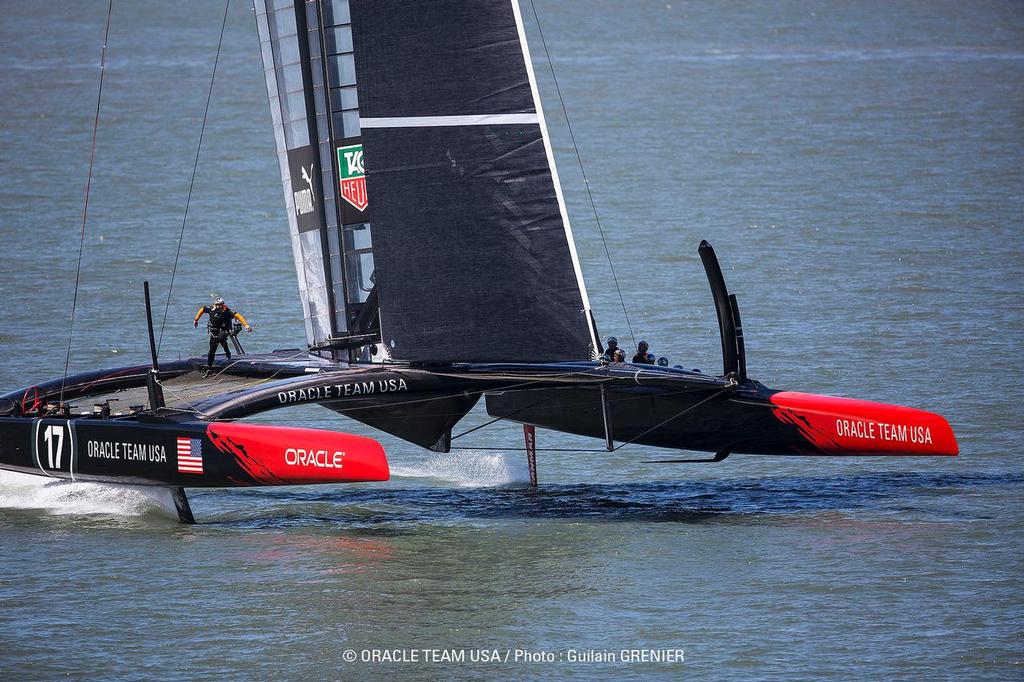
[300,164,316,201]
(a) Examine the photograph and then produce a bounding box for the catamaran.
[0,0,957,523]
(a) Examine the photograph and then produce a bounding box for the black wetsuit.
[204,305,236,367]
[632,351,654,364]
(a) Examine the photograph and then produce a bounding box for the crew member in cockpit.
[194,297,252,375]
[601,336,620,362]
[632,340,655,364]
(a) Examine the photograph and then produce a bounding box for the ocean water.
[1,1,1022,679]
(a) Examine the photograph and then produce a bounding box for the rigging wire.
[527,0,637,350]
[450,383,715,441]
[453,446,608,453]
[56,351,728,458]
[184,360,720,432]
[610,387,728,452]
[60,0,115,406]
[280,383,718,428]
[452,387,730,455]
[450,394,558,441]
[157,0,231,356]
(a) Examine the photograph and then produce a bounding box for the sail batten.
[361,114,541,128]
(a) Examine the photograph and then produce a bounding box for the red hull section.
[769,391,958,456]
[207,422,389,484]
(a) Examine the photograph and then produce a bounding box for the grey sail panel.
[255,0,381,354]
[350,0,596,363]
[255,1,333,346]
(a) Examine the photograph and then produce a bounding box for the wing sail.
[350,0,597,362]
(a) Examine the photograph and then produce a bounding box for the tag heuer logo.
[337,144,368,212]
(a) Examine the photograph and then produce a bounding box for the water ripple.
[194,471,1020,529]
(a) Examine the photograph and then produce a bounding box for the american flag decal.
[177,437,204,474]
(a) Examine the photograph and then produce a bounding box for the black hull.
[486,384,804,455]
[0,416,388,488]
[1,354,957,464]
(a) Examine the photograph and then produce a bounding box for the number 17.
[43,424,65,468]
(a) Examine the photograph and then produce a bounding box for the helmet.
[214,297,225,305]
[637,340,648,351]
[657,356,669,367]
[606,336,618,347]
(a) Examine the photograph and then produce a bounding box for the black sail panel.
[361,124,590,361]
[352,1,534,117]
[350,0,597,363]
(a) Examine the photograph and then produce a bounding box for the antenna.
[143,281,166,409]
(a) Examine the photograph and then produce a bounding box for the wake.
[0,469,176,519]
[390,450,531,488]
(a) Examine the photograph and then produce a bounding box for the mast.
[254,0,379,358]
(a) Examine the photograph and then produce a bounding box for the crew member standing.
[194,297,252,374]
